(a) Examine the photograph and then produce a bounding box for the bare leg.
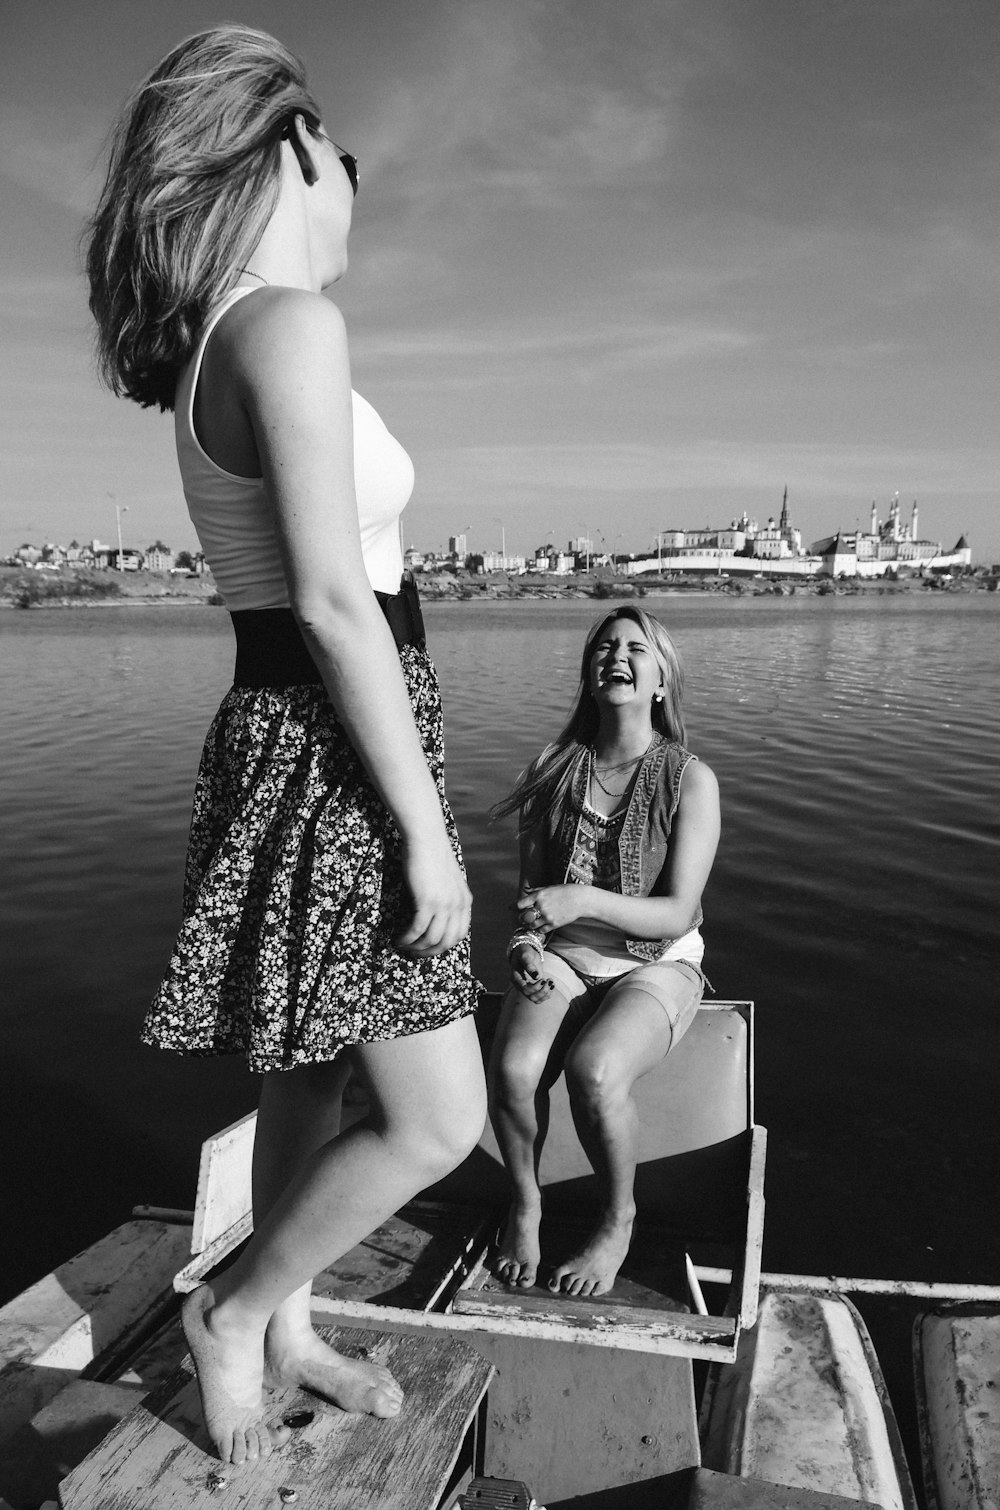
[550,982,678,1298]
[183,1014,486,1463]
[488,982,581,1288]
[251,1057,402,1416]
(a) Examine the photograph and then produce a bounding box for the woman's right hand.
[395,833,472,957]
[510,943,554,1002]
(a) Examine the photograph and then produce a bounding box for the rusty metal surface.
[701,1287,917,1510]
[914,1304,1000,1510]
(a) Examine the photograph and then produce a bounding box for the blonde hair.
[84,25,322,411]
[491,606,687,826]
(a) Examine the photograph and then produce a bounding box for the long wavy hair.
[491,605,687,828]
[84,25,322,411]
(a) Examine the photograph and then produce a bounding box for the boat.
[913,1303,1000,1510]
[0,997,994,1508]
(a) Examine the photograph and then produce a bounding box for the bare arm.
[516,759,720,939]
[232,290,470,955]
[507,823,557,1001]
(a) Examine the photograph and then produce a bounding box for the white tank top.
[174,287,413,607]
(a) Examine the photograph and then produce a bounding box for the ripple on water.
[1,593,999,1296]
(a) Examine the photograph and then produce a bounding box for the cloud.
[351,314,750,369]
[417,438,1000,499]
[360,0,682,212]
[0,105,105,216]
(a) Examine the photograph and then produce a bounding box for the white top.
[174,287,413,607]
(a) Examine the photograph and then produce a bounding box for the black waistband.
[231,574,425,689]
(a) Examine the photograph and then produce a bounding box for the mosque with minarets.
[625,489,971,578]
[809,494,971,578]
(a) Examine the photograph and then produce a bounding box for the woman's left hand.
[516,884,589,933]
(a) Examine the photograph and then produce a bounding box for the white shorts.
[540,949,706,1049]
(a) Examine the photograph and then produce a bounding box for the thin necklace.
[589,748,642,799]
[236,268,269,286]
[594,750,646,775]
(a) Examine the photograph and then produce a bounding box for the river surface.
[2,593,998,1322]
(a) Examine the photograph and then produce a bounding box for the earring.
[653,690,664,703]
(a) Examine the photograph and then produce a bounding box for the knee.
[408,1085,487,1183]
[488,1043,548,1110]
[564,1045,627,1114]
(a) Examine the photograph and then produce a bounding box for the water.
[2,595,998,1321]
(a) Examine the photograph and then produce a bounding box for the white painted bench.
[0,1218,191,1443]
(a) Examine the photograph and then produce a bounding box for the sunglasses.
[282,117,359,197]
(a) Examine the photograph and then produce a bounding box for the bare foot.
[549,1212,634,1298]
[265,1323,403,1418]
[181,1285,291,1464]
[491,1198,542,1288]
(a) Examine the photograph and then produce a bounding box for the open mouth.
[601,669,633,686]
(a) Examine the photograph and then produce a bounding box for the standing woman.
[85,26,485,1465]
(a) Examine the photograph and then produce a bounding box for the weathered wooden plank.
[0,1380,145,1508]
[453,1287,734,1340]
[700,1288,917,1510]
[0,1221,192,1442]
[914,1304,1000,1510]
[191,1111,256,1256]
[734,1124,767,1330]
[310,1290,738,1361]
[446,1218,743,1359]
[59,1328,492,1510]
[174,1215,253,1294]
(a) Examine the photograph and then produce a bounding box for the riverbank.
[0,567,221,608]
[2,562,992,607]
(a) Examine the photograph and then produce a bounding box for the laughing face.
[588,617,664,708]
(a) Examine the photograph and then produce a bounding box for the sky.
[2,0,999,563]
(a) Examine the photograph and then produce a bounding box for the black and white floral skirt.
[142,646,480,1072]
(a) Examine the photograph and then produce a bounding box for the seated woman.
[488,607,720,1297]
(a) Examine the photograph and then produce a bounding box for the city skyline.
[3,1,999,560]
[7,492,969,568]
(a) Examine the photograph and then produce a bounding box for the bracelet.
[506,928,547,963]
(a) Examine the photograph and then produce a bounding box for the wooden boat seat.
[58,1326,493,1510]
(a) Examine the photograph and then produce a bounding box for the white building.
[810,498,972,577]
